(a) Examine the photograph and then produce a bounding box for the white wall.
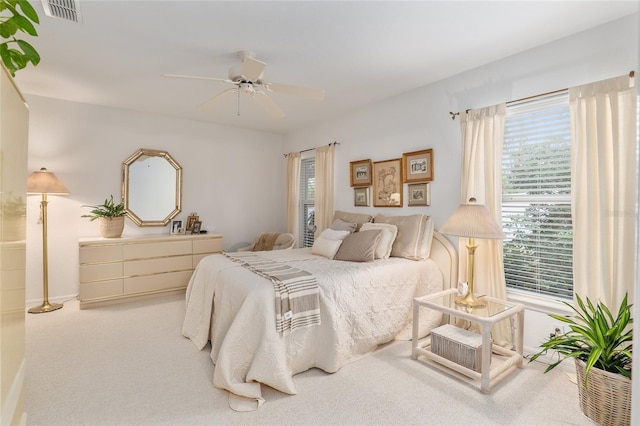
[26,96,285,302]
[284,14,638,350]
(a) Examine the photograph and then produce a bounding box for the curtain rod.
[283,141,340,158]
[449,70,635,120]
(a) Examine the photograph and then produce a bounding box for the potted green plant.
[0,0,41,76]
[81,195,126,238]
[530,293,632,426]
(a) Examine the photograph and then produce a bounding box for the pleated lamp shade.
[439,198,504,239]
[27,168,70,195]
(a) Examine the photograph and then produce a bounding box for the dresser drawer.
[193,237,223,254]
[124,270,193,294]
[80,262,123,283]
[124,255,192,276]
[80,244,123,264]
[80,279,124,300]
[123,240,192,260]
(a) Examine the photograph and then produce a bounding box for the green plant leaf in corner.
[16,0,38,24]
[16,39,39,65]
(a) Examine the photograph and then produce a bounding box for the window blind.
[299,157,315,248]
[502,91,573,299]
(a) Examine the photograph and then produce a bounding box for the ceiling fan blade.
[241,57,266,82]
[163,73,233,84]
[251,93,285,119]
[198,88,237,110]
[266,82,325,100]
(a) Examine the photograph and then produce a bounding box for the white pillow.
[318,228,350,241]
[311,237,343,259]
[311,228,350,259]
[360,222,398,259]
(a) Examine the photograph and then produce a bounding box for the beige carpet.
[25,293,591,425]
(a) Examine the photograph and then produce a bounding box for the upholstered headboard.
[430,231,458,290]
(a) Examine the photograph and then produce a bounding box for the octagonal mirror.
[122,148,182,227]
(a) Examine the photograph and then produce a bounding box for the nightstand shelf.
[412,288,524,393]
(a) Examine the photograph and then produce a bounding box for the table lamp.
[439,197,504,307]
[27,168,70,313]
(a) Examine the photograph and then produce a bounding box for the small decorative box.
[431,324,484,372]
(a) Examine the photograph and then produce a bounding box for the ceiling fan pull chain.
[237,90,241,116]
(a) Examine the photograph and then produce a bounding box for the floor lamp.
[439,197,504,308]
[27,168,69,314]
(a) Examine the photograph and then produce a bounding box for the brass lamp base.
[455,293,487,308]
[28,302,63,314]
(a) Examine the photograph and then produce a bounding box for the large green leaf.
[16,39,38,65]
[16,0,38,24]
[11,14,36,36]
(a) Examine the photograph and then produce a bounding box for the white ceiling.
[15,1,638,135]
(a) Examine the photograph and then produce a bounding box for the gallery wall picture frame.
[402,148,434,183]
[349,159,372,187]
[186,214,199,231]
[191,221,202,235]
[408,183,431,206]
[354,187,370,207]
[373,158,403,207]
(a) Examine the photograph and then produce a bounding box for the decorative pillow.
[311,237,343,259]
[318,228,350,241]
[332,211,374,231]
[360,222,398,259]
[330,218,357,233]
[311,228,350,259]
[373,214,434,260]
[334,230,382,262]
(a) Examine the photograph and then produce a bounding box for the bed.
[182,212,458,411]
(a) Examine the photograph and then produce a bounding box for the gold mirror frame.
[122,148,182,227]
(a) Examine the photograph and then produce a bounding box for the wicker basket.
[99,216,125,238]
[574,358,631,426]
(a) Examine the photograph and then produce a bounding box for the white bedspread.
[182,248,443,410]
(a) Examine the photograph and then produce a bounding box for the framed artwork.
[373,158,403,207]
[408,183,431,206]
[354,187,370,207]
[186,214,199,231]
[170,220,183,234]
[191,221,202,235]
[350,159,372,187]
[402,148,434,183]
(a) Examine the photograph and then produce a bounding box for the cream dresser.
[79,233,223,308]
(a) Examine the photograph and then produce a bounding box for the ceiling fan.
[163,51,325,119]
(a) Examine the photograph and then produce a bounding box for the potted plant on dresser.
[530,293,632,426]
[82,195,126,238]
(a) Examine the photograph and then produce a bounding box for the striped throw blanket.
[224,252,321,336]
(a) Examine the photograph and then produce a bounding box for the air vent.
[41,0,81,23]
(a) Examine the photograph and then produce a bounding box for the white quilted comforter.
[182,248,443,410]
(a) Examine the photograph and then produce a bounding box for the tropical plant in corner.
[81,195,126,221]
[529,293,632,385]
[0,0,40,76]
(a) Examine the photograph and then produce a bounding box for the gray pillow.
[334,230,382,262]
[374,214,434,260]
[333,211,374,231]
[330,218,357,233]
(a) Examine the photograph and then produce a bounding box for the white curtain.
[286,152,301,244]
[569,74,637,308]
[459,105,511,347]
[314,144,335,236]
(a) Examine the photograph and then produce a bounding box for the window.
[299,156,315,247]
[502,92,573,299]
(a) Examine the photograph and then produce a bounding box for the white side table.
[412,288,525,393]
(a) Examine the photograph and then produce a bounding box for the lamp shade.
[27,168,70,195]
[439,198,504,239]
